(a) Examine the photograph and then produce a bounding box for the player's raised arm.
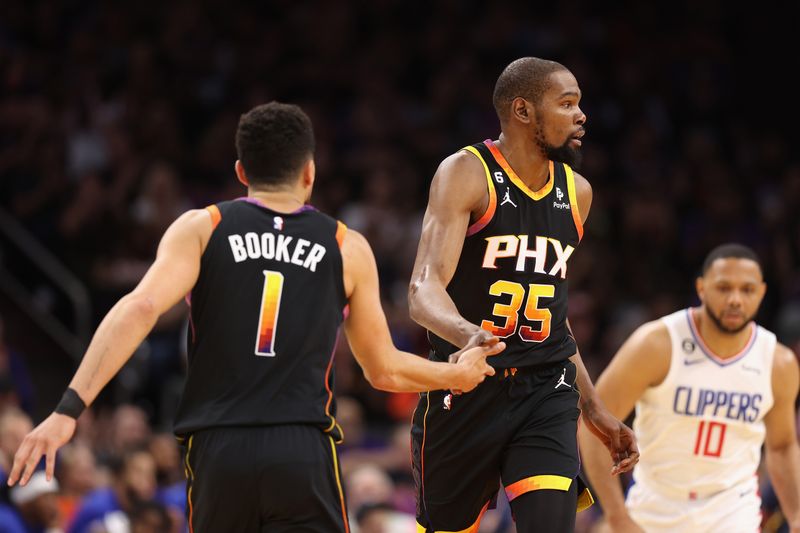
[341,227,503,393]
[408,151,495,350]
[578,321,671,532]
[8,209,213,486]
[763,344,800,532]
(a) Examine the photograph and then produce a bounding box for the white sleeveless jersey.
[631,308,776,497]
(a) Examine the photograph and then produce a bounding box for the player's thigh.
[258,425,349,533]
[183,428,260,531]
[510,482,577,533]
[500,381,581,498]
[412,389,506,532]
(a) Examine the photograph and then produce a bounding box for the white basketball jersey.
[631,308,775,497]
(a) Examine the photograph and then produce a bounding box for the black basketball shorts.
[180,424,349,532]
[411,360,593,532]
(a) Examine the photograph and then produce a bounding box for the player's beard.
[705,305,756,334]
[534,120,582,169]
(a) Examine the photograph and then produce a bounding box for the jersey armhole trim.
[564,165,584,241]
[335,220,347,248]
[204,205,222,230]
[463,145,497,237]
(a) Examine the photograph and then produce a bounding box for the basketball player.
[579,243,800,532]
[407,57,639,533]
[6,102,505,532]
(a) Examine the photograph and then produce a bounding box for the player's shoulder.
[340,227,373,262]
[628,319,672,354]
[428,148,490,205]
[772,342,799,373]
[435,148,486,180]
[570,170,592,196]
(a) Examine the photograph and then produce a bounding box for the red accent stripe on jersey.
[204,205,221,229]
[484,139,554,201]
[686,308,757,366]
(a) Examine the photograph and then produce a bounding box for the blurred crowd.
[0,0,798,531]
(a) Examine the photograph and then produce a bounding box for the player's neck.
[693,307,753,358]
[495,133,550,191]
[248,188,307,214]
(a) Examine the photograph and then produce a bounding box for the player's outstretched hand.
[582,404,639,475]
[451,337,504,393]
[7,413,76,487]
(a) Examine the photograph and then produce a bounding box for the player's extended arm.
[577,321,671,532]
[764,344,800,532]
[342,228,503,393]
[8,209,213,486]
[408,152,495,351]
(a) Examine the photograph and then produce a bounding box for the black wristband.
[54,388,86,419]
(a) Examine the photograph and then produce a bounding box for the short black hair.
[702,243,761,274]
[235,102,315,188]
[492,57,568,120]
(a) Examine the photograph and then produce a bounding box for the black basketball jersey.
[173,199,347,440]
[429,139,583,368]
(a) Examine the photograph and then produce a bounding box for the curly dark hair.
[235,102,315,188]
[492,57,568,121]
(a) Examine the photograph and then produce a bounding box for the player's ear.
[511,97,533,124]
[235,160,250,187]
[302,158,315,189]
[695,276,705,302]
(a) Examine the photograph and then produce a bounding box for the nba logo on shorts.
[443,393,452,410]
[273,216,284,230]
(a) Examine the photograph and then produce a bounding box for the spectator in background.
[0,409,33,487]
[7,471,63,533]
[54,444,98,529]
[67,447,157,533]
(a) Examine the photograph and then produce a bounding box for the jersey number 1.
[255,270,284,357]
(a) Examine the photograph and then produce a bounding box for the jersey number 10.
[255,270,284,357]
[481,281,554,342]
[694,420,727,458]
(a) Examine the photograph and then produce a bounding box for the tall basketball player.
[407,57,639,533]
[579,243,800,532]
[6,102,504,532]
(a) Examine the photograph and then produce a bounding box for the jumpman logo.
[554,368,569,389]
[500,189,517,208]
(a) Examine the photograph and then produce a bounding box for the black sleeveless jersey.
[173,199,347,440]
[429,139,584,368]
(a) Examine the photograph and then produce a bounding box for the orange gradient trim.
[484,140,554,201]
[184,435,196,533]
[204,205,221,229]
[463,146,497,236]
[323,334,339,437]
[420,393,431,518]
[335,220,347,248]
[505,475,572,502]
[564,164,583,241]
[416,499,491,533]
[328,437,350,533]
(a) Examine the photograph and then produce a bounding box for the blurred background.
[0,0,798,531]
